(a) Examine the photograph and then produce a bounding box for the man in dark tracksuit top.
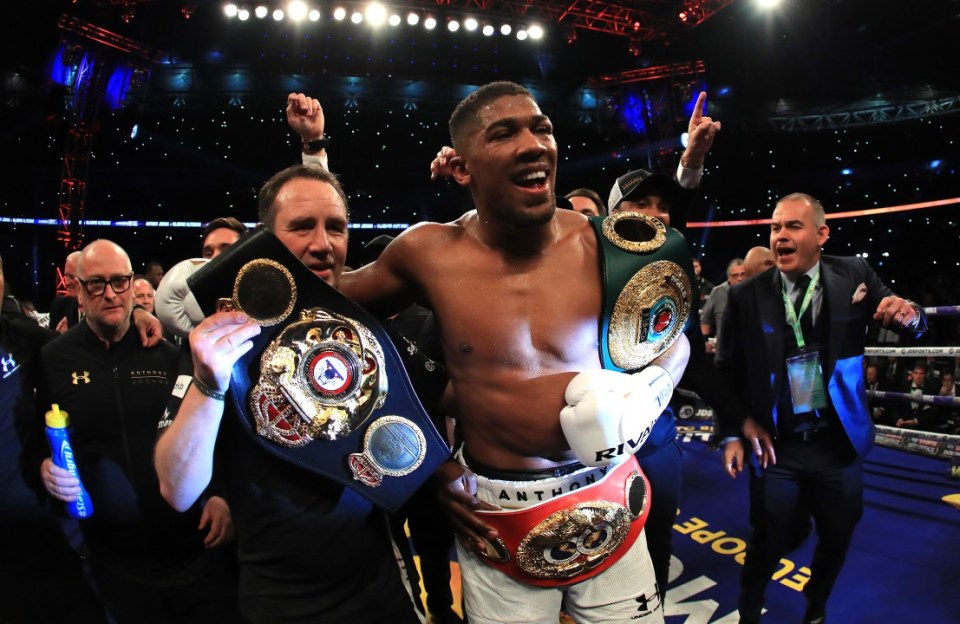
[38,240,238,624]
[0,253,107,624]
[606,162,744,600]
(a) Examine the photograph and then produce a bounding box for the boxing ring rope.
[865,346,960,357]
[676,304,960,461]
[860,305,960,460]
[866,390,960,409]
[921,305,960,316]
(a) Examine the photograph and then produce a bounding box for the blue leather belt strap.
[188,228,450,513]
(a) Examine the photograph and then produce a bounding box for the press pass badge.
[785,351,829,414]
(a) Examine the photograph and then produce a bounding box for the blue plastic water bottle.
[45,404,94,519]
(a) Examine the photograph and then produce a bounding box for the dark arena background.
[2,2,959,622]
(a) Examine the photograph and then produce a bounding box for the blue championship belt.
[589,212,697,372]
[187,227,450,513]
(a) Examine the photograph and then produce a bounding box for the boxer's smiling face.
[769,197,829,280]
[455,94,558,227]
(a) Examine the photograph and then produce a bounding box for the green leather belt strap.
[589,212,698,373]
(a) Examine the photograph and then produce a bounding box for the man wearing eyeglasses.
[37,239,238,623]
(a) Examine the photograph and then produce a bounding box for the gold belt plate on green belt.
[600,212,692,370]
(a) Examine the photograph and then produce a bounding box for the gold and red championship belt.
[466,213,696,586]
[187,228,450,513]
[472,456,651,588]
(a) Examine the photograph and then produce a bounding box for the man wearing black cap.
[607,167,691,228]
[608,91,719,230]
[603,109,758,601]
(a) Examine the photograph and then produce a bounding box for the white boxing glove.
[559,366,674,467]
[155,258,208,338]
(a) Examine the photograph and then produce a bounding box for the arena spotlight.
[224,4,238,18]
[424,16,437,30]
[238,8,250,20]
[365,3,387,27]
[254,5,268,18]
[406,12,419,26]
[528,24,543,39]
[516,29,528,40]
[351,10,363,24]
[333,6,346,20]
[389,13,401,26]
[287,0,308,21]
[482,24,494,36]
[272,8,284,20]
[500,24,512,36]
[308,9,320,21]
[464,17,478,31]
[447,19,460,32]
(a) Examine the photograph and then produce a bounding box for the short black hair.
[565,188,606,216]
[448,81,534,154]
[201,216,247,241]
[257,164,349,229]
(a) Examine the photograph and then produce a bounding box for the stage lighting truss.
[221,1,546,42]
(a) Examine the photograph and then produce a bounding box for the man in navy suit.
[716,193,926,624]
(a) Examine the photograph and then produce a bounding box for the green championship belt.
[590,212,697,373]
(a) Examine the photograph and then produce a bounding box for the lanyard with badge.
[782,272,828,414]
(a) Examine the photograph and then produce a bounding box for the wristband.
[302,136,330,152]
[192,376,226,401]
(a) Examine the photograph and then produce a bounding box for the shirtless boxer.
[340,81,689,623]
[156,82,688,624]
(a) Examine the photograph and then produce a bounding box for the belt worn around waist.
[465,455,651,588]
[778,424,838,442]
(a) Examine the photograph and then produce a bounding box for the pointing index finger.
[692,91,707,123]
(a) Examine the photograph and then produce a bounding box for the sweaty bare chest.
[430,261,602,371]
